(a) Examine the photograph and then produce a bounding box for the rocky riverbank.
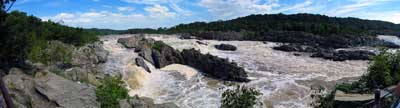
[0,40,178,108]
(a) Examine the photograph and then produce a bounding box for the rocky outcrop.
[68,42,108,84]
[181,49,249,82]
[272,44,318,52]
[311,49,376,61]
[118,36,142,48]
[135,57,151,73]
[273,44,375,61]
[72,42,109,66]
[214,44,237,51]
[121,37,183,68]
[118,36,249,82]
[119,95,179,108]
[151,41,184,68]
[3,68,99,108]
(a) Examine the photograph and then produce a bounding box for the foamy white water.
[101,34,369,108]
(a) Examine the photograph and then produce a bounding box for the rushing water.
[100,34,369,108]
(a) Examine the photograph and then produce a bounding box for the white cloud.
[41,10,177,30]
[117,6,134,12]
[329,0,394,16]
[144,4,176,18]
[121,0,192,16]
[274,0,313,13]
[199,0,279,19]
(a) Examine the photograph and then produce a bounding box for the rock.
[4,68,99,108]
[72,42,109,66]
[196,41,207,45]
[64,67,88,82]
[4,68,59,108]
[135,57,151,73]
[138,43,155,65]
[135,39,183,68]
[214,44,237,51]
[119,99,132,108]
[181,48,249,82]
[293,53,301,56]
[118,36,142,48]
[155,103,180,108]
[126,95,180,108]
[151,41,184,68]
[34,71,99,108]
[273,44,318,53]
[311,49,375,61]
[90,42,109,63]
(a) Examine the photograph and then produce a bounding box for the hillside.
[0,11,99,70]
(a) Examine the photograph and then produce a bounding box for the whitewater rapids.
[100,34,369,108]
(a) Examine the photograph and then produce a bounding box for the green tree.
[221,85,262,108]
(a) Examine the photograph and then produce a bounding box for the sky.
[10,0,400,30]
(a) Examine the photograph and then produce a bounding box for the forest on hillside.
[0,10,99,71]
[91,13,400,36]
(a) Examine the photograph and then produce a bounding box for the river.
[100,34,369,108]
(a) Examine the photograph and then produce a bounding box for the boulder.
[119,99,132,108]
[138,43,155,65]
[151,41,184,68]
[90,42,109,63]
[135,57,151,73]
[34,71,99,108]
[273,44,318,53]
[3,68,99,108]
[181,49,249,82]
[214,44,237,51]
[196,41,207,45]
[311,49,375,61]
[121,95,180,108]
[64,67,88,82]
[118,36,142,48]
[135,39,183,68]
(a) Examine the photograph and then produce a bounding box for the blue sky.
[11,0,400,30]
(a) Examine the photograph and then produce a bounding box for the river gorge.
[99,34,372,108]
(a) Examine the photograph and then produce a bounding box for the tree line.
[0,10,98,71]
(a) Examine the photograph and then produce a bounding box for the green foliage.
[364,48,392,88]
[152,41,165,52]
[330,48,400,95]
[221,85,262,108]
[28,41,73,65]
[0,10,98,68]
[96,76,129,108]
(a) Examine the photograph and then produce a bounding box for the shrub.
[95,76,129,108]
[28,41,73,65]
[152,41,165,52]
[221,85,262,108]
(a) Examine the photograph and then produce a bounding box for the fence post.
[374,89,381,108]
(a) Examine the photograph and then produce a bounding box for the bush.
[28,41,73,65]
[221,85,262,108]
[96,76,129,108]
[152,41,167,52]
